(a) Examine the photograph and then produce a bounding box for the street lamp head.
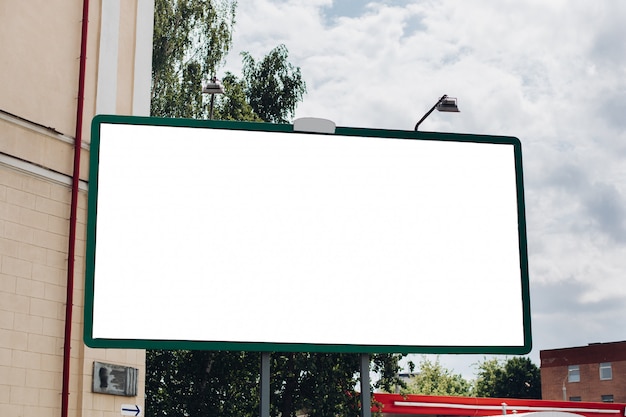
[202,78,225,95]
[436,97,460,112]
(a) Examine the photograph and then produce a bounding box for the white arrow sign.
[121,404,141,416]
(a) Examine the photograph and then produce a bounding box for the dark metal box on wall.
[92,361,138,396]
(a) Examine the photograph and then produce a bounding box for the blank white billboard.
[85,116,531,353]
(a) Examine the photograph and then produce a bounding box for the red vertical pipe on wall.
[62,0,90,416]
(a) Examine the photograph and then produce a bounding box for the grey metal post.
[360,353,371,417]
[260,352,270,417]
[209,94,216,119]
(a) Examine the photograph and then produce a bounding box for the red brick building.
[540,341,626,402]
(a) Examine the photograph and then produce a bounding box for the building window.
[568,365,580,382]
[601,394,614,403]
[569,396,581,402]
[599,363,612,380]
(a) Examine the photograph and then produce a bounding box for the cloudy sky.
[220,0,626,379]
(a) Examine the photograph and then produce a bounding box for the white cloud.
[221,0,626,377]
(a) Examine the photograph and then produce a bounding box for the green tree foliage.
[151,1,305,122]
[241,44,307,123]
[400,357,474,396]
[474,358,503,398]
[475,357,541,399]
[272,353,361,417]
[146,350,405,417]
[146,350,261,417]
[212,72,262,122]
[271,352,406,417]
[151,0,236,119]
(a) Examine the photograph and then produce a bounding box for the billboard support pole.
[260,352,270,417]
[360,353,371,417]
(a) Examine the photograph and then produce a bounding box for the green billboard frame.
[85,114,531,354]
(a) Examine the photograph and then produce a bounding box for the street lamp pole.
[414,94,460,130]
[202,77,225,120]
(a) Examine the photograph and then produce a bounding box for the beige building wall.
[1,1,153,416]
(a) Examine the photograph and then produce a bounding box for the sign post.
[360,353,371,417]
